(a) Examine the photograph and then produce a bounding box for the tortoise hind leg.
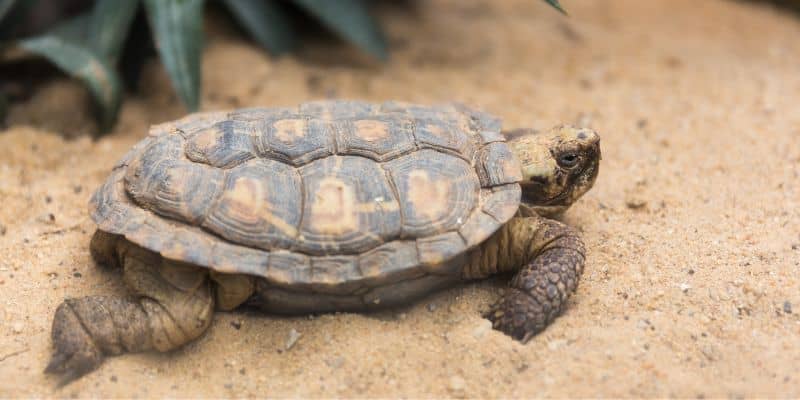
[46,243,214,384]
[89,230,122,269]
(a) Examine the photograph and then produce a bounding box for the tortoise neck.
[461,217,542,280]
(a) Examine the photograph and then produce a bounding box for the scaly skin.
[465,217,585,341]
[46,237,216,385]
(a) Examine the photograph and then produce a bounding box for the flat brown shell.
[91,100,522,294]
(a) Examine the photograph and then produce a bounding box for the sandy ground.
[1,0,800,397]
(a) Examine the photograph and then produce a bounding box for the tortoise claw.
[484,288,550,342]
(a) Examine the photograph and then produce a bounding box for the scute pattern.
[95,100,522,293]
[334,115,416,161]
[184,120,255,169]
[384,149,478,238]
[203,159,302,250]
[298,156,401,255]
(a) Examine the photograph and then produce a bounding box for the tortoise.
[45,100,601,383]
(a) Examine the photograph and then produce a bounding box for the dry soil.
[1,0,799,397]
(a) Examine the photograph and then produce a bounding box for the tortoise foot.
[45,300,105,386]
[484,288,552,343]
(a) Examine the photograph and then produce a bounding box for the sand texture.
[1,0,799,397]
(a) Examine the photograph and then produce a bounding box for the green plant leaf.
[0,0,17,25]
[222,0,295,55]
[0,0,36,40]
[19,35,122,131]
[143,0,204,111]
[89,0,140,63]
[543,0,567,14]
[292,0,388,61]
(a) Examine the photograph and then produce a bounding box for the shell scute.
[254,117,335,166]
[335,115,416,161]
[184,120,255,169]
[384,149,478,238]
[298,156,401,255]
[202,159,302,250]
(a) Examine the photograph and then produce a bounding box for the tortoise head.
[507,125,601,217]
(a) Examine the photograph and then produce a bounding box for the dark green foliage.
[19,36,122,130]
[0,0,567,133]
[14,0,134,131]
[293,0,388,61]
[222,0,295,55]
[543,0,567,14]
[143,0,204,112]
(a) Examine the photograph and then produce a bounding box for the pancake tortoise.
[46,100,601,383]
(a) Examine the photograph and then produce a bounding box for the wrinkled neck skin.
[463,217,546,280]
[517,203,567,219]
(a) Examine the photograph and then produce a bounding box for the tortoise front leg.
[469,217,585,342]
[46,245,214,384]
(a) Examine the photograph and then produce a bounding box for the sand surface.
[1,0,799,397]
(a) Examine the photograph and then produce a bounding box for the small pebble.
[285,328,301,350]
[426,303,437,312]
[784,301,792,314]
[472,319,492,339]
[0,223,6,236]
[230,320,242,330]
[110,375,117,383]
[12,322,23,334]
[448,375,466,394]
[679,283,691,293]
[73,272,82,278]
[625,198,647,209]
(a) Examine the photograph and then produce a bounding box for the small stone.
[472,319,492,339]
[73,272,82,278]
[0,223,6,236]
[625,197,647,209]
[230,320,242,330]
[285,328,301,350]
[679,283,691,293]
[73,185,83,194]
[547,339,567,351]
[426,303,437,312]
[448,375,466,394]
[110,375,117,383]
[11,322,23,334]
[784,301,792,314]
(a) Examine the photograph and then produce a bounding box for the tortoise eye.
[558,153,579,168]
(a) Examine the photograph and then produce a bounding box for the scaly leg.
[46,244,214,384]
[479,217,586,342]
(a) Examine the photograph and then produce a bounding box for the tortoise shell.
[91,100,522,294]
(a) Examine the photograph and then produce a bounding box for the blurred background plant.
[0,0,565,133]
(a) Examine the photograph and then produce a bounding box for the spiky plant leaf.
[89,0,140,63]
[0,0,36,40]
[19,35,122,130]
[543,0,567,14]
[292,0,388,60]
[0,0,17,24]
[143,0,204,111]
[222,0,295,55]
